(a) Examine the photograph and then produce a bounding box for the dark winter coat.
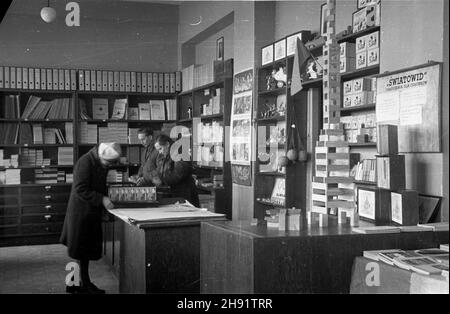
[139,143,159,185]
[60,147,108,261]
[155,153,200,207]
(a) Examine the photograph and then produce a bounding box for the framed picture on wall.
[274,38,286,61]
[286,32,302,56]
[357,187,376,221]
[320,3,328,37]
[262,44,274,66]
[357,0,379,9]
[352,8,367,33]
[216,37,224,61]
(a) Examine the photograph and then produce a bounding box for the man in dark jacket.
[60,142,121,294]
[152,134,200,207]
[134,127,159,186]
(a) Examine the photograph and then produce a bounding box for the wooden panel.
[201,222,254,293]
[145,225,201,293]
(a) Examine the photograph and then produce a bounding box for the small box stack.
[356,31,379,70]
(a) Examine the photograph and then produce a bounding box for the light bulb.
[40,6,56,23]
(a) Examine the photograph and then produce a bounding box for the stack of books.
[2,95,20,118]
[5,169,21,185]
[98,122,128,143]
[351,159,376,182]
[34,168,58,184]
[57,147,73,165]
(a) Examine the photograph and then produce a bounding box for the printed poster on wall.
[376,62,441,153]
[230,68,253,186]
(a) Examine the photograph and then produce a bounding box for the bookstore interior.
[0,0,448,295]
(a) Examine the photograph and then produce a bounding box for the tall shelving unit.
[254,49,320,220]
[176,66,233,219]
[0,80,178,246]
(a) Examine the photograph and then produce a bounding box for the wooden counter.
[103,202,226,293]
[200,220,449,294]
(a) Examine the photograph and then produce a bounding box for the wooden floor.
[0,244,119,294]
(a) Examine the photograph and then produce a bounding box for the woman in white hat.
[60,143,121,294]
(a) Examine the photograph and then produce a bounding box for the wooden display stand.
[376,155,406,190]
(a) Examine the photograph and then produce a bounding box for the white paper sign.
[376,91,399,123]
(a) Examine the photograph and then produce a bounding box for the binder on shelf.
[58,69,65,90]
[113,71,120,92]
[4,66,10,89]
[147,73,153,93]
[22,68,28,89]
[10,66,16,89]
[108,71,114,92]
[175,71,181,92]
[40,69,46,90]
[52,68,58,90]
[169,72,175,93]
[65,69,70,90]
[158,73,164,93]
[0,66,3,88]
[164,73,170,93]
[102,71,108,91]
[35,68,41,90]
[136,72,142,93]
[131,72,136,92]
[16,67,22,89]
[142,72,148,92]
[119,72,125,92]
[96,70,102,91]
[29,68,35,90]
[153,73,159,93]
[78,70,85,91]
[90,70,96,91]
[47,69,53,90]
[84,70,91,91]
[125,71,131,92]
[70,69,77,90]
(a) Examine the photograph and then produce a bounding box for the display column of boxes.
[356,31,379,70]
[358,124,419,225]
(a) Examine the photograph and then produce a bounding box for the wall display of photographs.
[262,44,274,66]
[232,118,251,138]
[233,94,252,115]
[286,32,304,56]
[274,38,286,61]
[231,164,252,186]
[233,69,254,94]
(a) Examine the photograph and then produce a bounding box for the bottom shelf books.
[363,248,449,277]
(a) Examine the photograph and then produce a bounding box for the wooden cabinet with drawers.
[0,184,71,246]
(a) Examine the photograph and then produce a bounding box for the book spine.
[40,69,46,90]
[102,71,108,91]
[70,69,77,90]
[29,68,35,90]
[142,72,147,93]
[119,72,125,92]
[147,73,153,93]
[0,66,3,88]
[35,68,41,90]
[164,73,170,94]
[16,67,22,89]
[131,72,136,92]
[65,69,70,90]
[52,68,58,90]
[136,72,142,93]
[169,72,175,93]
[113,71,119,92]
[108,71,114,92]
[125,71,131,92]
[96,70,102,91]
[90,70,96,91]
[153,73,159,93]
[58,69,65,90]
[10,66,16,89]
[22,68,28,89]
[84,70,91,91]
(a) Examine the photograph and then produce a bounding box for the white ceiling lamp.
[40,0,56,23]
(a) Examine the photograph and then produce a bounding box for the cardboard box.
[376,155,406,191]
[340,42,356,58]
[356,35,367,53]
[391,190,419,226]
[353,77,372,93]
[343,95,353,108]
[377,124,398,155]
[367,31,379,49]
[340,57,356,73]
[367,47,380,66]
[356,51,367,69]
[357,186,391,225]
[343,80,353,95]
[352,91,374,107]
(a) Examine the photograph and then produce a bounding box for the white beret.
[98,142,121,161]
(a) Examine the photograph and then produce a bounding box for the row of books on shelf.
[351,159,376,182]
[0,123,73,145]
[0,168,74,185]
[78,70,181,94]
[21,96,73,120]
[80,98,176,121]
[181,62,215,92]
[196,121,224,144]
[0,66,77,90]
[362,244,448,277]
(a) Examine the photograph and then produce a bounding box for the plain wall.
[195,24,234,65]
[0,0,179,71]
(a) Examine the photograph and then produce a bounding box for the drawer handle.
[44,215,52,221]
[45,195,52,201]
[45,186,52,191]
[45,205,52,210]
